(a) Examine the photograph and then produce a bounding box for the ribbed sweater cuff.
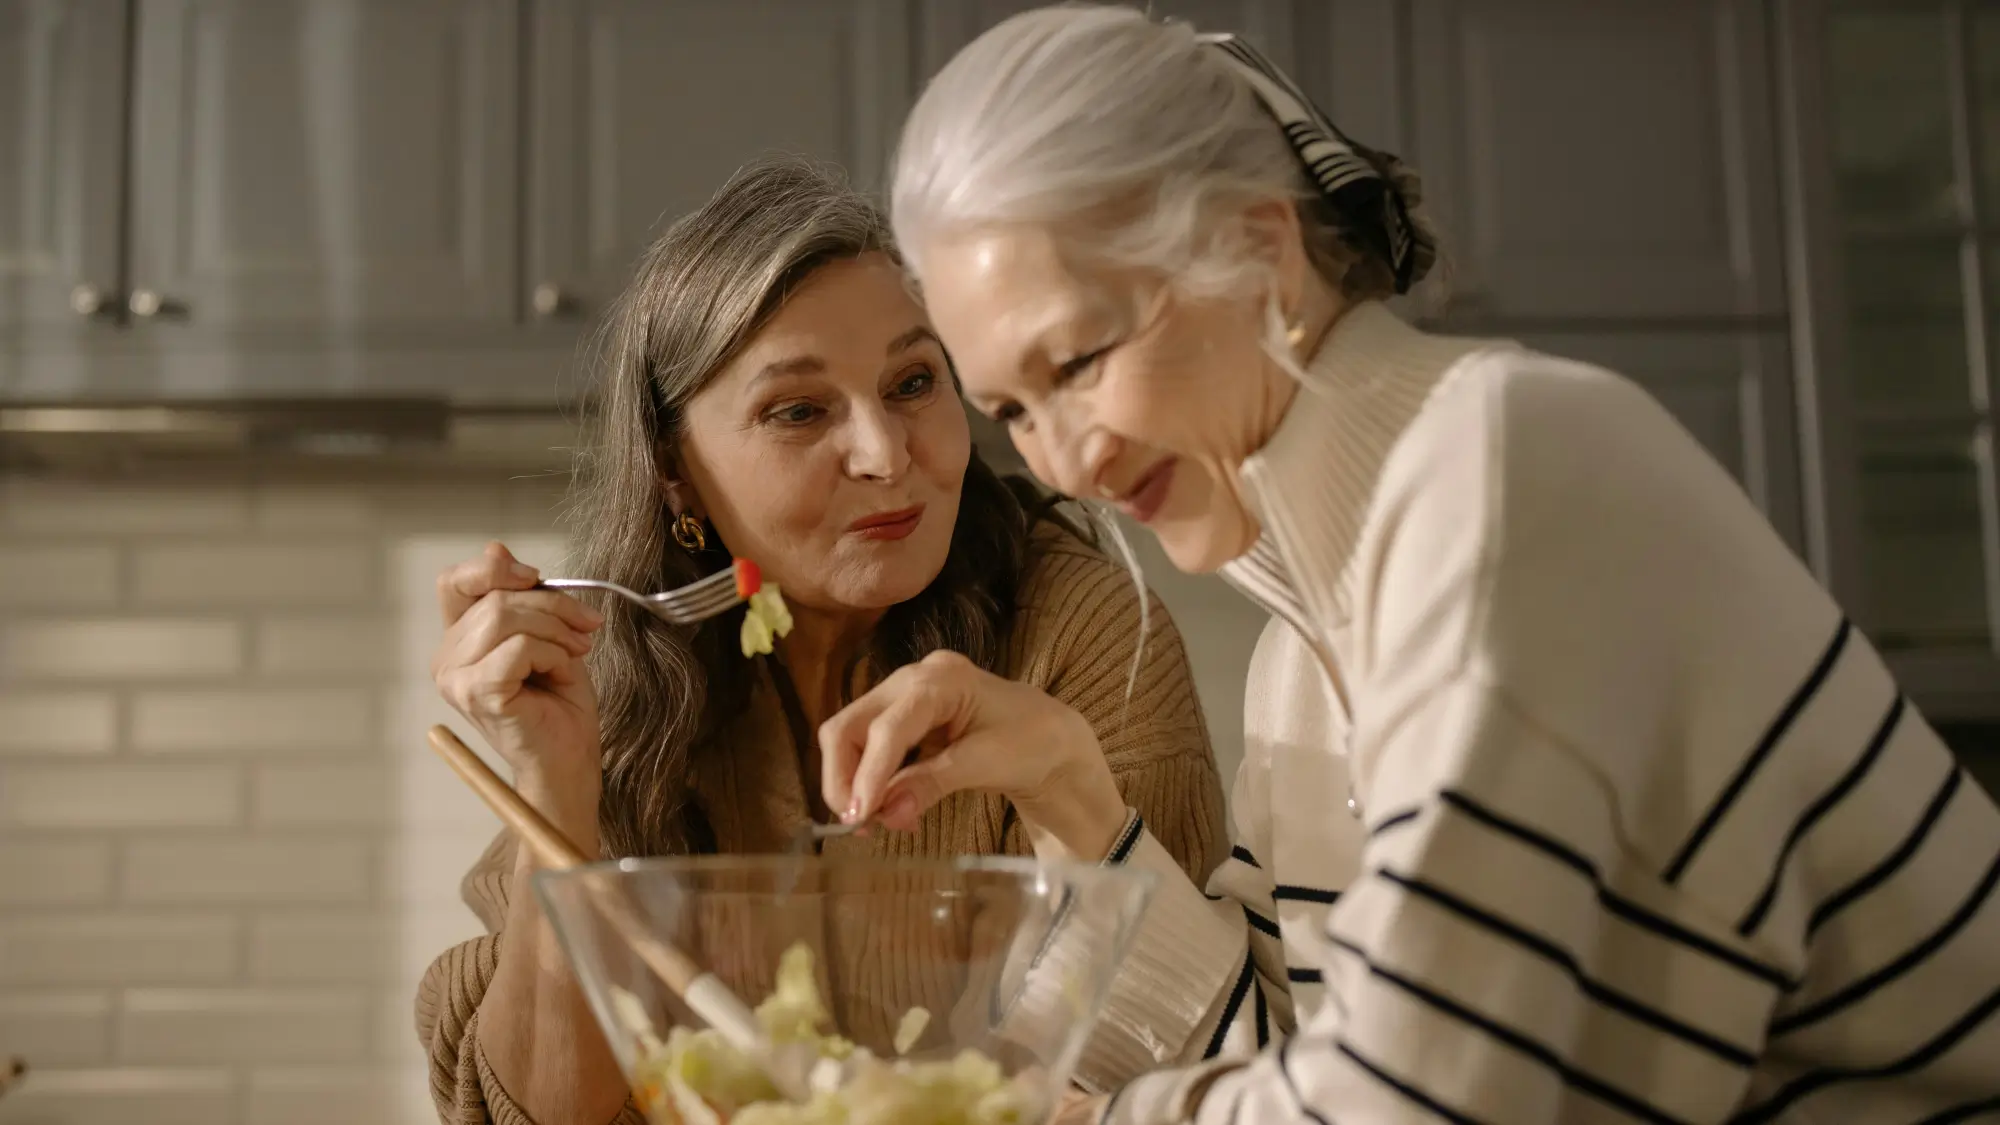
[1075,828,1247,1089]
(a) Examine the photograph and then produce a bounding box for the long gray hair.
[567,155,1055,857]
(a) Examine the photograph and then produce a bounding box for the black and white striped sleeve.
[1106,676,1790,1125]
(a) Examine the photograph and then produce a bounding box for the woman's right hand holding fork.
[431,540,607,845]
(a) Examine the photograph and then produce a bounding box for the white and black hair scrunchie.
[1201,33,1436,295]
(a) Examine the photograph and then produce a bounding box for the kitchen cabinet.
[0,0,547,403]
[125,0,521,332]
[1377,1,1804,545]
[918,1,1309,99]
[0,0,924,401]
[1776,0,2000,718]
[1407,0,1788,325]
[528,0,917,329]
[0,0,129,335]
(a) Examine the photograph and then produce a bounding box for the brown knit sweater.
[414,529,1230,1125]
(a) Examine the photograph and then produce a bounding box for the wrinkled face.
[677,253,970,612]
[914,224,1296,573]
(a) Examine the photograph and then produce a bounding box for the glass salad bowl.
[535,855,1158,1125]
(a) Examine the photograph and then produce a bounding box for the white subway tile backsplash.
[381,828,502,908]
[252,763,391,826]
[0,764,241,829]
[122,837,371,903]
[0,691,117,755]
[132,543,377,608]
[370,482,507,533]
[373,987,416,1064]
[503,481,571,529]
[248,913,394,983]
[392,907,486,993]
[245,1065,430,1125]
[0,840,115,905]
[0,914,237,984]
[252,486,375,532]
[0,619,242,680]
[0,1067,234,1125]
[118,988,369,1065]
[254,616,392,677]
[132,688,372,755]
[0,477,251,534]
[0,991,114,1065]
[0,545,120,608]
[0,469,578,1118]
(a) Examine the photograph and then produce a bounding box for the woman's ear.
[660,477,705,521]
[653,443,703,520]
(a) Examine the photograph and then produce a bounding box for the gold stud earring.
[671,512,708,552]
[1284,320,1307,351]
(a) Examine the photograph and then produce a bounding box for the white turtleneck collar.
[1220,302,1507,630]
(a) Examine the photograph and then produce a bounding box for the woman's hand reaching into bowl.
[432,541,605,840]
[819,650,1130,862]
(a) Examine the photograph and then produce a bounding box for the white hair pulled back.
[890,4,1434,312]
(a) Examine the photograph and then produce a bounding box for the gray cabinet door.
[126,0,520,332]
[1410,0,1787,324]
[919,1,1304,84]
[527,0,918,328]
[0,0,128,336]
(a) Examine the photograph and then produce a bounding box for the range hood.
[0,399,580,474]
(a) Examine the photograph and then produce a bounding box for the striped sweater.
[1071,303,2000,1125]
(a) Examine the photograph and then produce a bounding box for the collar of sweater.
[1220,301,1499,630]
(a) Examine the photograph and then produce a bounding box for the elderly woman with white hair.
[820,5,2000,1124]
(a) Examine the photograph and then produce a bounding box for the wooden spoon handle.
[425,725,589,868]
[425,725,703,992]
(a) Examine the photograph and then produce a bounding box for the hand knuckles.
[439,671,476,713]
[817,716,849,750]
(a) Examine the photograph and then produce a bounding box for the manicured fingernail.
[581,605,605,625]
[843,800,861,823]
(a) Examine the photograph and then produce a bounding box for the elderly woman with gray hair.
[414,155,1228,1125]
[822,5,2000,1124]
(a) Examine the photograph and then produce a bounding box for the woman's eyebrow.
[750,354,824,387]
[885,325,942,355]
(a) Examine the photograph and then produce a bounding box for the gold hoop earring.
[671,512,708,552]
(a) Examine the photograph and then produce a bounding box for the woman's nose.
[1075,426,1124,499]
[844,408,911,481]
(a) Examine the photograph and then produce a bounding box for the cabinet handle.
[128,289,189,320]
[531,282,574,319]
[70,284,117,319]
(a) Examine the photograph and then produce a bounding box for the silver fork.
[538,569,743,625]
[787,819,869,858]
[777,819,875,896]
